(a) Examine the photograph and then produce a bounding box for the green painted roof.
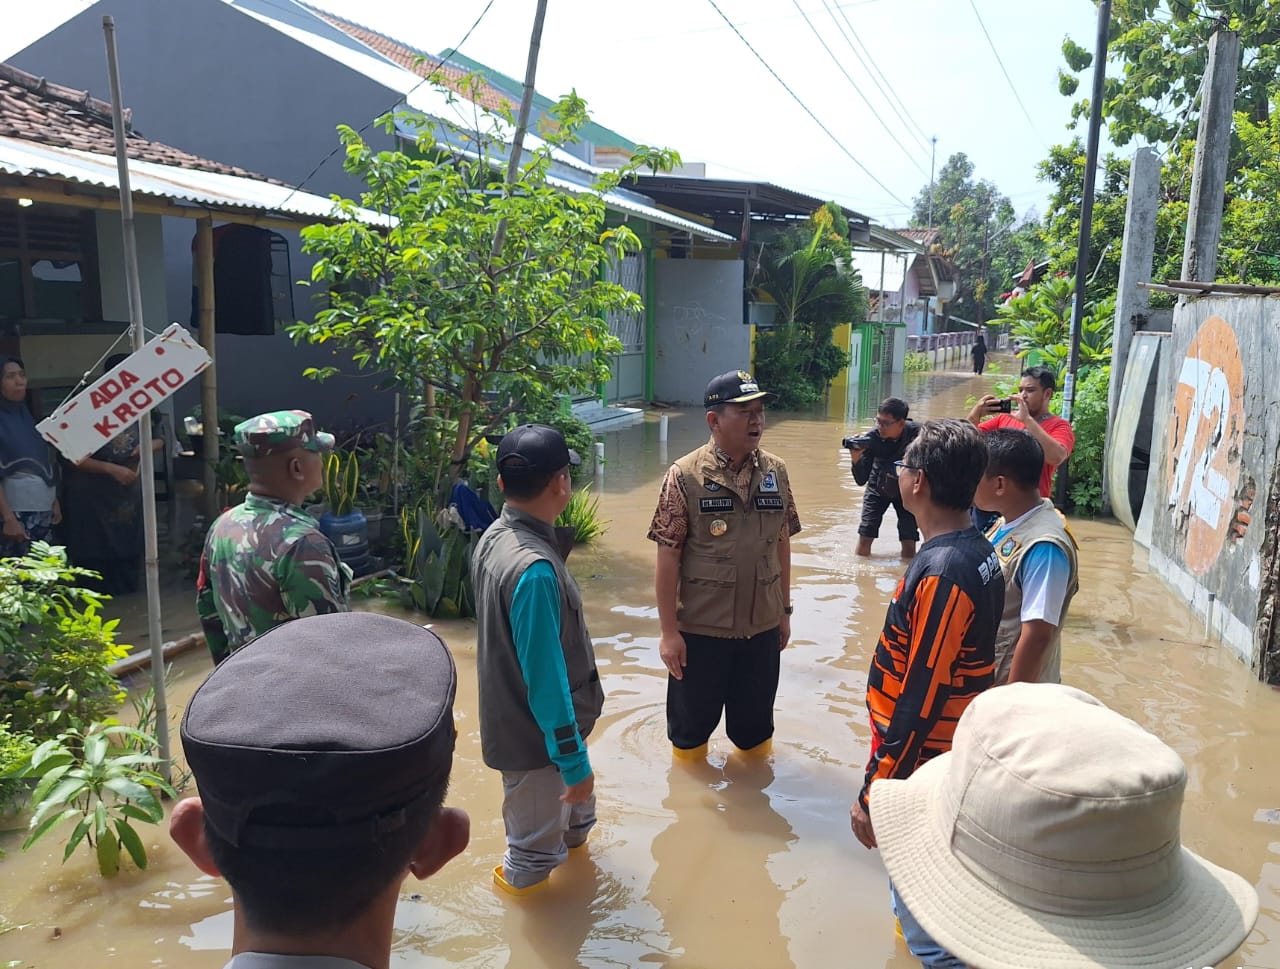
[442,51,637,151]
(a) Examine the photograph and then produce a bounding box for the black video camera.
[996,398,1015,413]
[842,433,876,451]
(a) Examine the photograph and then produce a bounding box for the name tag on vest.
[753,495,784,511]
[698,497,735,514]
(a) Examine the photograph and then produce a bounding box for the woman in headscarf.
[62,353,162,593]
[0,355,60,558]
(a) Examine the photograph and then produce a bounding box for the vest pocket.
[679,558,737,630]
[751,556,784,627]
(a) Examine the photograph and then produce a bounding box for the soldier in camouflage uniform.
[196,410,350,664]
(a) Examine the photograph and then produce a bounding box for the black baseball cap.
[180,612,457,849]
[704,369,775,408]
[496,423,582,474]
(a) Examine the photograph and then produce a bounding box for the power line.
[274,0,497,211]
[789,0,928,177]
[823,0,933,152]
[704,0,910,209]
[966,0,1049,148]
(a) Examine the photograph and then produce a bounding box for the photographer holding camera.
[846,397,922,558]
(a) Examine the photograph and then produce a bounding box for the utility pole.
[1063,0,1111,429]
[103,16,170,781]
[1181,30,1240,283]
[927,136,938,227]
[490,0,548,259]
[1054,0,1111,507]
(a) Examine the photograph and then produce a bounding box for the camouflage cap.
[233,410,335,458]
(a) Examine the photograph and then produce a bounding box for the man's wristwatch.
[783,604,794,615]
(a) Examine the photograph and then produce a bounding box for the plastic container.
[319,509,371,574]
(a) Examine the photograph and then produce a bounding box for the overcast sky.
[309,0,1107,225]
[6,0,1109,227]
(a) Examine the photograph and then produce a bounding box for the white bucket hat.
[870,683,1257,969]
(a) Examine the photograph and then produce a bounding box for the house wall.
[11,0,403,428]
[1142,296,1280,676]
[653,259,747,405]
[901,260,925,337]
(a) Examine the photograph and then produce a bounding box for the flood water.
[3,360,1280,969]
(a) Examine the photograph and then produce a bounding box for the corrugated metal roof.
[0,135,389,224]
[543,172,732,241]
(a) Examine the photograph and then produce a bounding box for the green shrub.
[0,544,129,740]
[556,483,608,544]
[903,351,931,373]
[0,719,35,815]
[14,721,174,877]
[524,401,595,485]
[1065,365,1110,515]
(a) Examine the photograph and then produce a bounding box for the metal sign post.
[103,16,170,782]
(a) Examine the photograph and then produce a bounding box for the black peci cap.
[703,370,775,409]
[496,423,582,474]
[180,612,457,850]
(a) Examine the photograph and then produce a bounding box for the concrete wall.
[11,0,401,427]
[653,259,747,405]
[1144,296,1279,672]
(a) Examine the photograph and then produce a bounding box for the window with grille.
[605,252,645,352]
[0,202,102,324]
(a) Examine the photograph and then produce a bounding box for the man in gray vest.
[972,429,1079,685]
[473,424,604,896]
[648,370,801,761]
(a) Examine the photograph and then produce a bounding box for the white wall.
[653,259,747,405]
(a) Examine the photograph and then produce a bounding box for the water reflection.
[648,751,796,969]
[3,358,1280,968]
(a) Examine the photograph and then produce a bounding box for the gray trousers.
[500,765,596,888]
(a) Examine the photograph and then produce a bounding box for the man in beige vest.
[647,370,801,760]
[972,429,1079,685]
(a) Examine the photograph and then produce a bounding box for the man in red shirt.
[967,365,1074,498]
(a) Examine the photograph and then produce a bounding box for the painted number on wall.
[1166,316,1245,575]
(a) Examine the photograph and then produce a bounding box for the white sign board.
[38,323,211,462]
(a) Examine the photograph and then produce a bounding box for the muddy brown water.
[3,362,1279,969]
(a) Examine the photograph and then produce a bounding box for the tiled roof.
[307,7,516,115]
[893,227,941,247]
[0,62,277,182]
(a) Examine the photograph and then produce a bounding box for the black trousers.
[668,627,781,750]
[858,488,920,541]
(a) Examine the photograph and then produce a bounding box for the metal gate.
[603,252,646,402]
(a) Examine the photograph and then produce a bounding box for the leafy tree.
[997,274,1114,378]
[750,204,865,408]
[1045,7,1280,292]
[1059,1,1280,147]
[909,153,1042,323]
[290,85,678,498]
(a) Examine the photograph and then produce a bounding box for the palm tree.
[751,215,866,407]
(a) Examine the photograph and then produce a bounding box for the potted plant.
[317,450,373,576]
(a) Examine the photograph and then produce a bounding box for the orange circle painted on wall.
[1166,315,1245,575]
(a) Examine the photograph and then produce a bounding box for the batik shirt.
[196,493,351,663]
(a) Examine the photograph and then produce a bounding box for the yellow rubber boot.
[671,742,709,761]
[492,864,549,897]
[734,737,772,758]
